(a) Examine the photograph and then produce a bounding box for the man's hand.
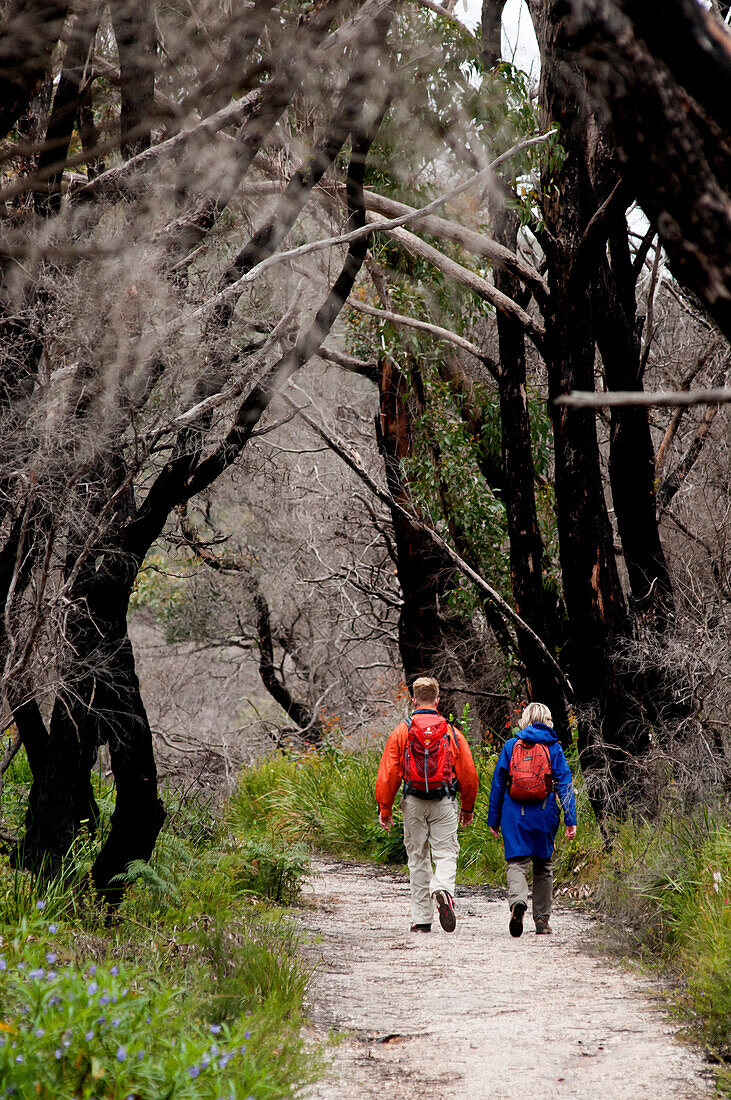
[489,826,500,839]
[378,810,393,831]
[565,824,577,839]
[459,810,473,828]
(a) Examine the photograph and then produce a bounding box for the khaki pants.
[506,856,553,921]
[402,795,459,925]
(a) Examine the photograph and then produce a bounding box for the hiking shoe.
[433,890,457,933]
[410,923,432,932]
[509,900,527,938]
[535,917,552,935]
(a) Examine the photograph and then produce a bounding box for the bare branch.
[347,296,496,372]
[556,387,731,408]
[282,392,573,697]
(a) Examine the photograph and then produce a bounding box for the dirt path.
[297,858,713,1100]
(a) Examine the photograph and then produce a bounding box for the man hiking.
[487,702,577,937]
[376,677,479,933]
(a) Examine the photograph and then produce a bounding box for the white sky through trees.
[456,0,540,75]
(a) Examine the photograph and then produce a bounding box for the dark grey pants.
[506,856,553,920]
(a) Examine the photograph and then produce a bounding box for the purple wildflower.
[48,923,58,934]
[201,1055,211,1068]
[87,981,98,995]
[209,1024,222,1034]
[54,1049,62,1060]
[99,995,110,1006]
[112,1018,121,1028]
[88,965,96,977]
[97,1016,106,1026]
[244,1030,251,1039]
[188,1066,200,1079]
[239,1045,247,1054]
[47,971,57,980]
[36,900,45,910]
[137,1051,144,1061]
[110,965,119,976]
[34,1028,45,1038]
[210,1045,219,1056]
[116,1046,126,1062]
[45,952,57,965]
[0,958,6,971]
[15,1055,23,1063]
[85,1031,94,1041]
[16,962,25,970]
[49,995,61,1007]
[28,968,44,980]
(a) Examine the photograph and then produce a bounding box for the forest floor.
[297,858,715,1100]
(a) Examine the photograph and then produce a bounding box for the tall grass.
[229,738,730,1089]
[0,747,317,1099]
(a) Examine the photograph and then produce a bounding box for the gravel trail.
[298,858,713,1100]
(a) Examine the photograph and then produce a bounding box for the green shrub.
[0,760,316,1100]
[232,837,310,905]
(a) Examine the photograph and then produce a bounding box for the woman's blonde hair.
[519,702,553,729]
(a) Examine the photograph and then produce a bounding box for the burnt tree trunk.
[376,356,451,692]
[111,0,157,159]
[492,200,572,746]
[531,0,649,813]
[34,3,101,214]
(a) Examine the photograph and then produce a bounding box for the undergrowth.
[2,723,728,1095]
[0,748,316,1099]
[228,731,730,1092]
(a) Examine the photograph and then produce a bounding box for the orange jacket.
[375,710,479,816]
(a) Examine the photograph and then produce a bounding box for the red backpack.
[508,739,553,802]
[403,712,456,798]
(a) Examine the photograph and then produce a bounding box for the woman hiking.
[487,702,577,937]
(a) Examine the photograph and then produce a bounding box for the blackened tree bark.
[375,356,451,690]
[560,0,731,340]
[585,147,674,627]
[34,3,101,213]
[530,0,648,812]
[0,0,70,140]
[491,201,572,746]
[111,0,157,159]
[481,0,507,68]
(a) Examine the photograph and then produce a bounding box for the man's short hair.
[519,702,553,729]
[412,676,439,705]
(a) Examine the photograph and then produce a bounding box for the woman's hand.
[565,824,577,839]
[489,826,500,839]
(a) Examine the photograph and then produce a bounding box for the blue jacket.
[487,723,577,860]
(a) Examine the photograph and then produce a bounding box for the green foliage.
[128,551,192,626]
[0,764,315,1099]
[230,837,310,905]
[600,809,731,1064]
